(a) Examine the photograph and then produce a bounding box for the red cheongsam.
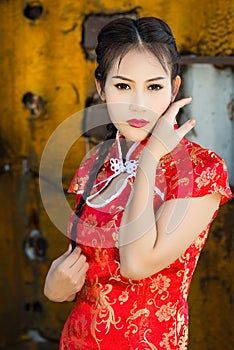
[60,133,232,350]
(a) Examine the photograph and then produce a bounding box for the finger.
[80,261,89,275]
[60,246,82,269]
[70,254,88,273]
[68,243,72,252]
[177,119,196,138]
[164,97,192,124]
[71,262,89,293]
[63,243,72,257]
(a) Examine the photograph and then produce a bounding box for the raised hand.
[44,245,89,302]
[149,97,195,157]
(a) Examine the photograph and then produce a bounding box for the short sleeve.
[164,142,233,205]
[67,148,99,194]
[192,150,233,205]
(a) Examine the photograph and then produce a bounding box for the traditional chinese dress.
[60,132,232,350]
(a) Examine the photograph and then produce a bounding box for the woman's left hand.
[148,97,195,157]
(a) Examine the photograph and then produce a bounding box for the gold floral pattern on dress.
[97,167,108,182]
[211,182,230,198]
[82,213,98,235]
[177,308,188,350]
[118,290,129,305]
[139,329,158,350]
[160,327,177,349]
[90,276,123,349]
[73,174,89,192]
[125,301,150,339]
[147,274,171,313]
[109,204,125,215]
[150,274,171,297]
[95,249,109,270]
[60,311,89,349]
[195,167,217,189]
[193,228,209,250]
[60,136,232,350]
[155,301,178,322]
[72,314,88,348]
[112,232,119,248]
[100,216,118,232]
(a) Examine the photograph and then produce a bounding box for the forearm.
[119,144,162,277]
[119,99,197,279]
[119,143,221,280]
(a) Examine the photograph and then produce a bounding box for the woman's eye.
[115,83,130,90]
[148,84,163,91]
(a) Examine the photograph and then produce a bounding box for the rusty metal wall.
[0,0,233,348]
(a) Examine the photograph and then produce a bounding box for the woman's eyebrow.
[147,77,166,82]
[112,75,166,82]
[112,75,134,82]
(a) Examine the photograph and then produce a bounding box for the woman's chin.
[118,127,150,143]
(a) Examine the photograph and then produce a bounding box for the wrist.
[146,137,167,160]
[139,143,162,169]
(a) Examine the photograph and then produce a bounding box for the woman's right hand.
[148,97,195,158]
[44,244,89,302]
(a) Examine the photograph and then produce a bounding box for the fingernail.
[189,119,196,125]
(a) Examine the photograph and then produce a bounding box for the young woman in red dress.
[44,17,232,349]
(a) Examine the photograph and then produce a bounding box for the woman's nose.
[129,93,147,112]
[129,103,146,112]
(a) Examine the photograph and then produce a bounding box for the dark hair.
[95,16,180,91]
[71,16,180,248]
[71,123,117,248]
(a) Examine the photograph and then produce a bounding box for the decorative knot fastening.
[110,158,138,177]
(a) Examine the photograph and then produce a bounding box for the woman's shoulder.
[184,138,228,173]
[162,138,233,203]
[67,138,118,194]
[67,145,102,194]
[160,138,226,175]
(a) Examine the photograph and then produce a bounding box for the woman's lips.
[127,119,149,128]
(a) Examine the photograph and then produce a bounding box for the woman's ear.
[171,75,181,102]
[95,79,106,102]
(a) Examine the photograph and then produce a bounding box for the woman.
[44,17,232,349]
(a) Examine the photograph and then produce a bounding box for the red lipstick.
[127,119,149,128]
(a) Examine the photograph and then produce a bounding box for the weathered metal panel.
[182,64,234,184]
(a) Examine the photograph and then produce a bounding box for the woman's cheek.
[154,101,171,117]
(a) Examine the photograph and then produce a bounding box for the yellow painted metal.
[0,0,233,347]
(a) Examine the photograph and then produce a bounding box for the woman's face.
[97,48,181,142]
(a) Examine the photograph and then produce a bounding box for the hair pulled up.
[71,17,180,249]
